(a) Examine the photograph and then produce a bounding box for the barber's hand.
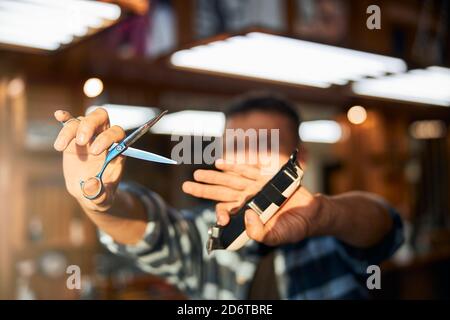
[183,161,328,246]
[53,108,126,212]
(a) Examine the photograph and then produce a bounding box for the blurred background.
[0,0,449,300]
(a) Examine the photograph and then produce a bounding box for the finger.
[182,181,240,202]
[76,108,109,146]
[244,210,266,242]
[54,117,80,151]
[81,177,102,198]
[215,160,261,180]
[217,212,229,226]
[215,202,241,226]
[54,110,74,123]
[216,201,241,214]
[193,169,250,190]
[80,179,118,208]
[90,125,126,155]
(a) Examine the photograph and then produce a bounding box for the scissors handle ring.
[79,142,124,200]
[80,176,103,200]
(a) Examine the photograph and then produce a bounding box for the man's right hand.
[53,108,126,213]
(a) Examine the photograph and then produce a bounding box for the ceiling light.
[0,34,60,51]
[151,110,226,137]
[0,0,121,51]
[0,12,88,40]
[347,106,367,125]
[83,78,104,98]
[86,105,159,131]
[299,120,342,143]
[352,66,450,106]
[170,32,406,88]
[26,0,122,21]
[0,0,98,27]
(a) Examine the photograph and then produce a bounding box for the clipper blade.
[206,225,223,254]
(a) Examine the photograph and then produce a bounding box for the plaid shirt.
[99,182,404,299]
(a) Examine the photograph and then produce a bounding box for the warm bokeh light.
[409,120,447,139]
[7,78,25,97]
[347,105,367,125]
[83,78,104,98]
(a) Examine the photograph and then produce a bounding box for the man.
[53,93,403,299]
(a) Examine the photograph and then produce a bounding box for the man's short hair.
[225,92,302,146]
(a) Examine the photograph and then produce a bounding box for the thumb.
[244,210,265,242]
[81,177,102,199]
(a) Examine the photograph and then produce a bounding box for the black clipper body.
[207,150,304,253]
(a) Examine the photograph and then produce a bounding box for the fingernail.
[215,159,224,164]
[181,182,189,193]
[54,137,66,150]
[77,132,87,144]
[90,143,100,154]
[245,212,254,225]
[217,215,226,226]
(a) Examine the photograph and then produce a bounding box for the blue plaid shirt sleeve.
[333,206,404,274]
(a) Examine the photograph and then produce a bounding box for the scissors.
[78,110,176,200]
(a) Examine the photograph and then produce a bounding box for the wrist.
[79,188,148,245]
[78,197,112,215]
[79,188,127,216]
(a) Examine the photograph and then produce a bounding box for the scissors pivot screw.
[115,145,125,152]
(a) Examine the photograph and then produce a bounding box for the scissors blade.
[123,110,168,147]
[115,145,177,164]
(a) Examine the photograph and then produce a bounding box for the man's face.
[224,111,296,169]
